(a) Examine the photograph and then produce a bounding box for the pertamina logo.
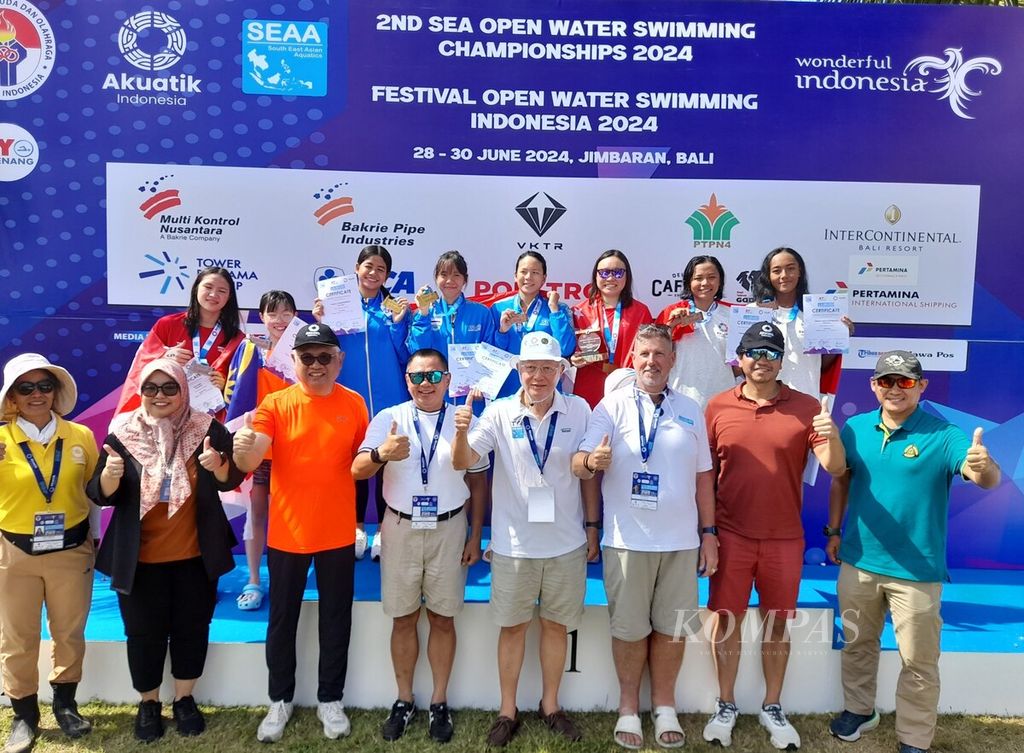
[102,11,202,107]
[685,194,739,249]
[0,3,55,100]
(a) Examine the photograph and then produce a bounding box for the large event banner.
[3,0,1024,568]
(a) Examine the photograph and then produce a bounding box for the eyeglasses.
[140,382,181,397]
[744,349,783,362]
[597,268,626,280]
[298,352,335,366]
[875,375,918,389]
[520,364,559,377]
[407,370,447,385]
[14,379,56,396]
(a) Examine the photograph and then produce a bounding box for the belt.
[387,504,464,523]
[1,518,91,556]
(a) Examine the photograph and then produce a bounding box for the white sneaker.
[317,701,351,739]
[703,698,739,747]
[370,531,382,562]
[759,704,801,750]
[257,700,293,743]
[354,528,368,560]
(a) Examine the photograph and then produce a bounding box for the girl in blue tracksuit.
[313,244,409,559]
[491,250,576,397]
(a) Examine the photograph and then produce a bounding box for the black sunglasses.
[744,348,783,362]
[14,379,56,396]
[298,352,335,366]
[407,370,447,385]
[141,382,181,397]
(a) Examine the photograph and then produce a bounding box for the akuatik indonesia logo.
[103,10,202,105]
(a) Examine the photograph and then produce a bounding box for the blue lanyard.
[513,295,543,332]
[774,305,798,323]
[18,438,63,505]
[412,404,447,488]
[635,393,663,466]
[522,412,558,475]
[438,295,462,343]
[600,302,623,363]
[192,322,222,365]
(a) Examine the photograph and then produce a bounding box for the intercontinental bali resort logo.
[793,47,1002,120]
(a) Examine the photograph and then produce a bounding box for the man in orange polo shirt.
[233,324,368,744]
[702,322,845,750]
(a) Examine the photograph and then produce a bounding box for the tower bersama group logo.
[0,2,56,100]
[118,11,187,72]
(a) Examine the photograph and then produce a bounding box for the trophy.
[573,327,608,366]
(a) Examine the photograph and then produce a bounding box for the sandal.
[236,583,265,611]
[651,706,685,748]
[613,713,643,750]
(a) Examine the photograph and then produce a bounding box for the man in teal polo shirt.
[824,350,1000,753]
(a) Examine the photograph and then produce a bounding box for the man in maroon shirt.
[702,322,845,750]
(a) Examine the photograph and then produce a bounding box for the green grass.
[5,705,1022,752]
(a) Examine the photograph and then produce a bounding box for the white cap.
[603,367,636,397]
[1,353,78,418]
[513,332,569,367]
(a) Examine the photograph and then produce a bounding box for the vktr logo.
[516,192,566,237]
[313,182,354,226]
[138,174,181,219]
[686,193,739,249]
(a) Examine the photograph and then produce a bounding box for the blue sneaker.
[897,744,929,753]
[829,710,879,742]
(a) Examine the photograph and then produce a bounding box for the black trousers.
[266,545,354,703]
[116,557,218,693]
[355,467,387,525]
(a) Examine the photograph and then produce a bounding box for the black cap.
[872,350,923,380]
[737,321,785,355]
[293,323,340,349]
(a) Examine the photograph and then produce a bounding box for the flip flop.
[613,713,643,750]
[651,706,685,749]
[236,583,265,611]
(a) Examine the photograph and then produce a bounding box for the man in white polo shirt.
[352,348,487,744]
[575,323,717,750]
[452,332,599,748]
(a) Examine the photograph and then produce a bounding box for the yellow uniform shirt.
[0,418,98,534]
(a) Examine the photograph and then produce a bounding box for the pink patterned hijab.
[110,359,212,519]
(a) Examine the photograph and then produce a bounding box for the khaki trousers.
[0,536,95,699]
[837,562,942,750]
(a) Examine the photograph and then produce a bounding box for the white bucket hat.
[1,353,79,418]
[512,332,569,368]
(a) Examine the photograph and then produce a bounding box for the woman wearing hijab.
[88,359,243,742]
[0,354,98,753]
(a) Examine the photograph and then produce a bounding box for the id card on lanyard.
[411,405,446,529]
[19,439,66,551]
[192,322,222,366]
[631,394,662,510]
[523,413,558,523]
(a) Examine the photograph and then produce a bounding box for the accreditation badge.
[630,471,660,511]
[32,512,65,553]
[411,495,439,530]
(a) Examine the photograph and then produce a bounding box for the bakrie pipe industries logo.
[685,193,739,248]
[139,250,190,294]
[313,182,354,225]
[0,3,55,100]
[118,11,187,71]
[516,192,566,237]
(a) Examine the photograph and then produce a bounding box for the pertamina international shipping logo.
[686,194,739,249]
[102,10,202,108]
[0,2,55,100]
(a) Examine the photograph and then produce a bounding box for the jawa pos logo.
[685,194,739,249]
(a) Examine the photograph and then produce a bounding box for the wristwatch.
[370,447,383,464]
[823,525,842,537]
[584,521,602,529]
[700,525,719,536]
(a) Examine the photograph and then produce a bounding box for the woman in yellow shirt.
[0,354,98,753]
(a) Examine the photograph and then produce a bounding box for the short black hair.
[408,347,448,370]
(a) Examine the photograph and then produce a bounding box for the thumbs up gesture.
[965,427,991,474]
[588,434,613,472]
[811,395,837,439]
[233,412,258,455]
[102,444,125,479]
[198,436,226,472]
[454,393,476,434]
[379,420,411,462]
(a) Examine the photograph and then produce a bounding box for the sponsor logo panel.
[0,2,55,100]
[0,121,38,180]
[242,19,328,97]
[847,337,967,372]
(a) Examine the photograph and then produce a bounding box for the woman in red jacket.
[570,250,652,408]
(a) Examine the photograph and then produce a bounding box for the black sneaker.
[829,709,879,742]
[51,683,91,739]
[898,745,929,753]
[428,702,454,743]
[381,699,416,741]
[172,695,206,736]
[134,700,164,743]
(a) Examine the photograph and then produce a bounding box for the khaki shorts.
[602,547,702,641]
[380,506,468,618]
[490,545,587,629]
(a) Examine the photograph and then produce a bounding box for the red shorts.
[708,528,804,618]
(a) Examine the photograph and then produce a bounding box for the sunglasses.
[407,370,447,385]
[744,348,783,362]
[875,375,918,389]
[597,268,626,280]
[14,379,56,396]
[298,352,335,366]
[141,382,181,397]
